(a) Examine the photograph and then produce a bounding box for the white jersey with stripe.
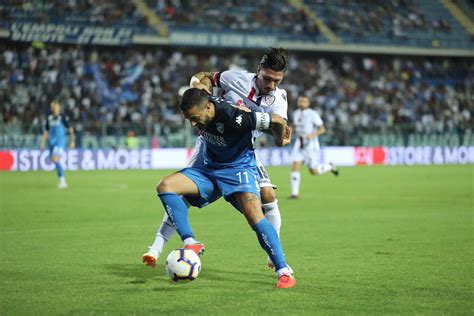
[213,70,288,139]
[189,69,287,188]
[292,108,324,151]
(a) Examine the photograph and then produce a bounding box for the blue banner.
[9,22,134,45]
[169,30,278,48]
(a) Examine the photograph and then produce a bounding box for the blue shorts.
[49,145,64,159]
[180,164,260,212]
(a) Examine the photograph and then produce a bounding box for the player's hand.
[283,125,292,146]
[69,142,76,149]
[236,104,251,112]
[194,83,212,95]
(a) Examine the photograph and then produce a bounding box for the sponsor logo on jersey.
[265,95,275,105]
[236,81,245,91]
[201,131,227,147]
[235,114,243,126]
[216,122,225,134]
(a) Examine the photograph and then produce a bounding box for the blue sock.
[253,218,287,270]
[158,192,194,241]
[54,162,64,178]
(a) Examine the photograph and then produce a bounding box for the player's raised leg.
[310,162,339,176]
[156,173,205,254]
[143,138,206,266]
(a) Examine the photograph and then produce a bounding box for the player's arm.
[40,119,49,150]
[306,125,325,140]
[40,130,48,150]
[63,116,75,148]
[68,127,75,149]
[270,91,291,146]
[237,104,291,146]
[190,72,216,95]
[269,114,289,147]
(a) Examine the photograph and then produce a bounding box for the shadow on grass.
[201,266,274,287]
[103,263,275,291]
[103,263,167,285]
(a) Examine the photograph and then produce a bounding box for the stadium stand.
[0,1,472,149]
[4,0,471,48]
[1,44,472,148]
[303,0,472,48]
[146,0,324,42]
[1,0,152,33]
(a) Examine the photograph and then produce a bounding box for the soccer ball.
[165,248,201,282]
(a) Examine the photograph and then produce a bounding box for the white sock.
[183,237,198,246]
[291,171,300,196]
[150,212,176,256]
[276,267,291,277]
[316,164,332,175]
[59,176,66,182]
[262,200,281,237]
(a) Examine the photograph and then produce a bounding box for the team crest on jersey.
[216,122,225,134]
[265,95,275,105]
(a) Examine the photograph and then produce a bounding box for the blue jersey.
[45,114,69,148]
[200,97,272,169]
[181,97,272,209]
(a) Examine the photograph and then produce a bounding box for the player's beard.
[197,113,212,130]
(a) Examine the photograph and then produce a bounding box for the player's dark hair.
[259,47,289,72]
[179,88,209,112]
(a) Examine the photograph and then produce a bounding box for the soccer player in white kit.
[143,48,293,271]
[290,96,338,199]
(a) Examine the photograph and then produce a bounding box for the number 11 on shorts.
[236,171,249,183]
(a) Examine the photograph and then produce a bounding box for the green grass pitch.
[0,165,472,315]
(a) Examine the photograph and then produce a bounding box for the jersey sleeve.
[271,90,288,120]
[213,70,246,91]
[313,111,324,127]
[62,115,70,129]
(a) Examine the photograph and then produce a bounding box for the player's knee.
[291,163,300,172]
[51,156,59,163]
[156,177,173,193]
[260,187,276,204]
[309,168,318,176]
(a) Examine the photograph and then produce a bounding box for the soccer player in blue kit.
[40,100,75,189]
[144,48,294,272]
[156,88,296,288]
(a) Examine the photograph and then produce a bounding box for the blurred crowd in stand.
[3,0,472,48]
[2,0,146,27]
[1,44,472,147]
[148,0,320,38]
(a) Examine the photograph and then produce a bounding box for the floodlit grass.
[0,165,472,315]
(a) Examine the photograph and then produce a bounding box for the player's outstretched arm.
[190,72,215,95]
[306,125,326,140]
